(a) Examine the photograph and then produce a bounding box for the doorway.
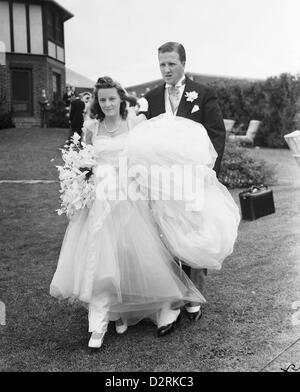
[11,68,33,116]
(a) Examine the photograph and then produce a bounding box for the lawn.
[0,127,68,181]
[0,127,300,372]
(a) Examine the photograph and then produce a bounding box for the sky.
[58,0,300,87]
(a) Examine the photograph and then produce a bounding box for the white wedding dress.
[50,111,240,327]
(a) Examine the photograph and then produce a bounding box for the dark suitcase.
[239,185,275,221]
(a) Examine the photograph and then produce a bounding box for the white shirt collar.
[165,74,186,89]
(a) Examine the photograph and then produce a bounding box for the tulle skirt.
[50,197,205,326]
[125,114,240,270]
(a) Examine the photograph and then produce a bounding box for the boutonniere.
[185,91,198,102]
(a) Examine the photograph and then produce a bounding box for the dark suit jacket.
[63,92,75,107]
[143,76,226,176]
[69,98,85,133]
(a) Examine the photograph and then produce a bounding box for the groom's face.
[158,51,185,86]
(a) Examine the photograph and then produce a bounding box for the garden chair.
[223,119,236,134]
[284,130,300,168]
[228,120,261,146]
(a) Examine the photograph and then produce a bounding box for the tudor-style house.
[0,0,73,127]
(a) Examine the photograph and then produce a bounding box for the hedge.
[210,73,300,148]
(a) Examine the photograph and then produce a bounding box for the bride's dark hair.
[89,76,135,121]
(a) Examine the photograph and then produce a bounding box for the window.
[52,72,61,100]
[55,16,63,45]
[47,8,64,46]
[47,9,55,41]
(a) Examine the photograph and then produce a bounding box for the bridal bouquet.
[56,133,98,218]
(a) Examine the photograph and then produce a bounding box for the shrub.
[211,73,300,148]
[0,92,15,129]
[219,142,276,189]
[49,100,70,128]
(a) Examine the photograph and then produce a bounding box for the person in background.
[82,91,93,121]
[63,86,75,119]
[39,89,50,128]
[69,93,85,141]
[62,85,74,107]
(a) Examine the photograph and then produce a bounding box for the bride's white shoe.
[88,318,109,349]
[88,300,110,349]
[88,331,106,348]
[115,319,128,334]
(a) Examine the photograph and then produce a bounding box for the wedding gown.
[126,114,240,270]
[50,112,240,326]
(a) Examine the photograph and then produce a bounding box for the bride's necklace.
[103,118,122,134]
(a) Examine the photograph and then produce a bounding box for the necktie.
[168,85,181,113]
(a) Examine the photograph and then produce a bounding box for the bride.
[50,76,240,349]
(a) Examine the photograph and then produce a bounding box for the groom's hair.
[158,42,186,63]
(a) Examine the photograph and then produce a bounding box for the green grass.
[0,127,68,180]
[0,128,300,372]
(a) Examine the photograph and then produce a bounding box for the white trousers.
[88,293,121,332]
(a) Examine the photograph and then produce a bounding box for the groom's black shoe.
[157,314,181,337]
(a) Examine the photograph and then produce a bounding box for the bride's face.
[97,88,121,118]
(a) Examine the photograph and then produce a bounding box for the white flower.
[137,97,149,112]
[55,140,97,218]
[185,91,198,102]
[72,132,81,145]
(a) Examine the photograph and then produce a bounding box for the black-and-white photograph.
[0,0,300,375]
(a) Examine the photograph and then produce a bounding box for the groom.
[139,41,226,337]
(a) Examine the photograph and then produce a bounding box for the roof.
[0,0,73,21]
[41,0,74,21]
[66,68,95,89]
